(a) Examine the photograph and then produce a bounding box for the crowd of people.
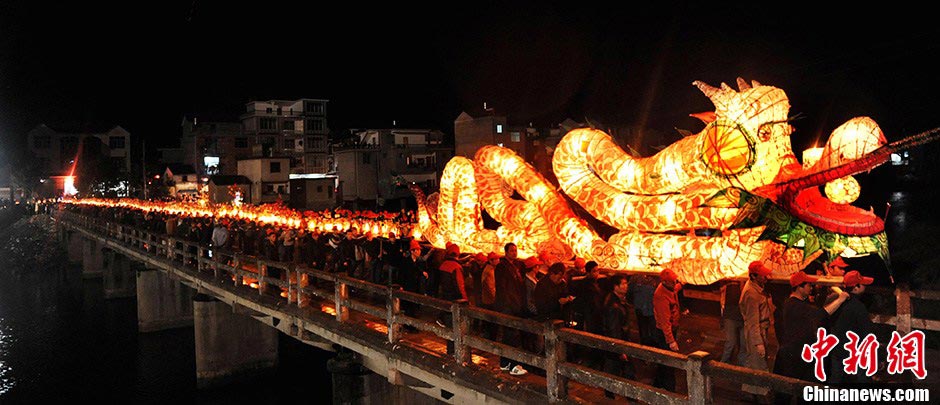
[55,201,882,402]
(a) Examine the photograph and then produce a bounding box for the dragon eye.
[701,120,755,176]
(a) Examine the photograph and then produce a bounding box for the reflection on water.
[0,253,333,402]
[0,319,13,395]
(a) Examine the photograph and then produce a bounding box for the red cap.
[524,257,542,269]
[843,270,874,287]
[830,256,849,268]
[789,272,819,287]
[409,239,421,250]
[660,268,678,282]
[574,258,586,268]
[748,261,772,277]
[446,243,460,256]
[487,252,500,260]
[474,253,487,263]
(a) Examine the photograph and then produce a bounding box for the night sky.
[2,1,939,159]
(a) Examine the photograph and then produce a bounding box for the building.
[27,124,132,177]
[237,156,290,204]
[240,99,330,175]
[289,174,339,210]
[334,128,452,209]
[208,175,252,204]
[162,164,199,196]
[179,118,252,177]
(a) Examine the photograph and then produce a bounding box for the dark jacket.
[494,258,525,315]
[534,276,568,321]
[603,292,632,341]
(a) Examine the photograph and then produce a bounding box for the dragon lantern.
[414,78,938,285]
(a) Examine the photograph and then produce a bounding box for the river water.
[0,216,334,403]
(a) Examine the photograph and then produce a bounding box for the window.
[182,175,188,182]
[403,136,409,145]
[327,187,333,198]
[270,161,281,173]
[306,137,325,150]
[33,135,51,149]
[234,137,249,148]
[109,136,126,149]
[264,184,275,194]
[266,107,273,113]
[511,132,521,142]
[260,118,277,131]
[305,101,323,113]
[111,157,126,171]
[305,119,323,132]
[496,124,503,133]
[283,120,295,131]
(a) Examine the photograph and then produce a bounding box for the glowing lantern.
[701,120,754,175]
[824,176,861,204]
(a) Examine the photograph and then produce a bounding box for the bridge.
[54,209,938,404]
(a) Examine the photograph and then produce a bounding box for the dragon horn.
[751,79,763,87]
[736,77,751,91]
[720,82,735,92]
[692,81,720,98]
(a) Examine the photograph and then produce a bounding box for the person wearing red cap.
[523,256,543,316]
[480,252,499,309]
[825,256,849,277]
[773,271,850,386]
[828,270,876,384]
[740,260,774,398]
[494,243,528,375]
[652,268,681,391]
[467,252,488,306]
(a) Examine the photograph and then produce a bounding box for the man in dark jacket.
[602,275,637,398]
[437,243,466,356]
[493,243,528,376]
[827,270,875,384]
[774,271,849,403]
[534,262,574,321]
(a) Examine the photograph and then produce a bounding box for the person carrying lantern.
[740,260,775,399]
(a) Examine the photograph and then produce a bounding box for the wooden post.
[387,285,402,344]
[297,267,310,308]
[686,351,712,405]
[335,278,349,322]
[287,264,296,304]
[452,299,471,364]
[166,237,175,260]
[258,260,267,296]
[232,255,242,286]
[545,319,568,402]
[896,283,912,334]
[197,247,205,273]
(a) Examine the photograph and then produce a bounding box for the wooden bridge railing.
[60,209,935,404]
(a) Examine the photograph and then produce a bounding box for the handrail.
[58,209,939,404]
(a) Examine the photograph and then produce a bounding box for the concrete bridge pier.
[193,293,279,388]
[82,238,104,278]
[136,264,194,332]
[103,251,136,299]
[66,231,83,264]
[328,350,441,405]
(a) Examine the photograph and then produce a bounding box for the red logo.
[802,328,839,381]
[843,331,879,377]
[886,330,927,379]
[802,328,928,381]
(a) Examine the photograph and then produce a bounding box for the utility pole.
[142,139,147,200]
